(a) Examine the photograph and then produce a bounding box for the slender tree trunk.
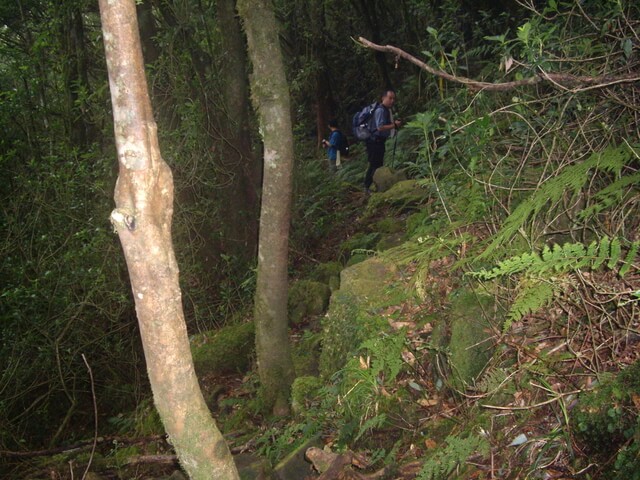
[353,0,392,89]
[237,0,296,416]
[98,1,239,478]
[309,0,336,146]
[60,4,90,147]
[216,0,261,261]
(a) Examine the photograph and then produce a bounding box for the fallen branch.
[124,454,179,466]
[357,37,640,92]
[0,435,166,459]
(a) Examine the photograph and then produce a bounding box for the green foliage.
[322,331,408,446]
[417,433,490,480]
[480,145,634,259]
[470,237,639,280]
[468,237,639,330]
[254,420,320,467]
[506,279,555,330]
[572,361,640,478]
[191,321,255,376]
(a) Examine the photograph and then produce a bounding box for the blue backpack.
[352,102,379,141]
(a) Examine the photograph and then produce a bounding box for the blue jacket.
[327,130,342,161]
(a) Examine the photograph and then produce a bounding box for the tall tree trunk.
[353,0,392,89]
[216,0,261,261]
[237,0,295,416]
[309,0,336,146]
[60,3,92,147]
[98,1,239,478]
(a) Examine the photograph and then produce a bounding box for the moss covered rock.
[291,375,324,415]
[191,322,255,377]
[309,261,342,291]
[365,179,430,217]
[447,290,496,389]
[292,331,322,377]
[288,279,332,325]
[339,257,399,301]
[319,257,399,377]
[375,216,406,234]
[372,166,407,192]
[376,231,406,251]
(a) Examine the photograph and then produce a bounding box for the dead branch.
[124,454,179,466]
[0,435,166,459]
[357,37,640,92]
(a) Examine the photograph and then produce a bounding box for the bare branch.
[356,37,640,92]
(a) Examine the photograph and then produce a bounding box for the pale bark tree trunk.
[98,1,239,479]
[236,0,296,416]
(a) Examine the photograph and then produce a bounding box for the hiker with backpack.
[352,90,401,194]
[321,119,349,172]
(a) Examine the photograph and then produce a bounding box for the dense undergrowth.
[1,0,639,478]
[249,1,640,477]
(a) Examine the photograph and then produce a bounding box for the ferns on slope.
[417,433,490,480]
[468,237,639,331]
[479,145,635,259]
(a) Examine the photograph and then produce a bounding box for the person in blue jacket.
[364,90,401,193]
[321,119,344,172]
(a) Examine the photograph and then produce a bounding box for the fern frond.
[480,145,632,259]
[361,333,406,382]
[417,433,490,480]
[476,367,512,394]
[353,414,387,444]
[592,236,610,270]
[468,237,639,331]
[607,237,622,270]
[578,172,640,219]
[505,279,555,332]
[619,242,640,278]
[469,237,636,281]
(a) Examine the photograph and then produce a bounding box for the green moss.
[292,331,322,377]
[376,232,406,252]
[365,179,430,217]
[191,322,255,377]
[572,361,640,478]
[447,289,496,389]
[309,261,342,290]
[291,376,323,415]
[375,217,405,234]
[406,209,437,237]
[372,166,407,192]
[346,252,370,266]
[288,279,331,324]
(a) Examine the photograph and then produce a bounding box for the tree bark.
[216,0,261,261]
[60,3,92,147]
[98,1,239,478]
[236,0,296,416]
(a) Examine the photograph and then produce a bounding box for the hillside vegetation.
[1,0,638,478]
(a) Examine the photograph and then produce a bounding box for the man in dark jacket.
[364,90,401,194]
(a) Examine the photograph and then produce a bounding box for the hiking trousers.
[364,140,385,189]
